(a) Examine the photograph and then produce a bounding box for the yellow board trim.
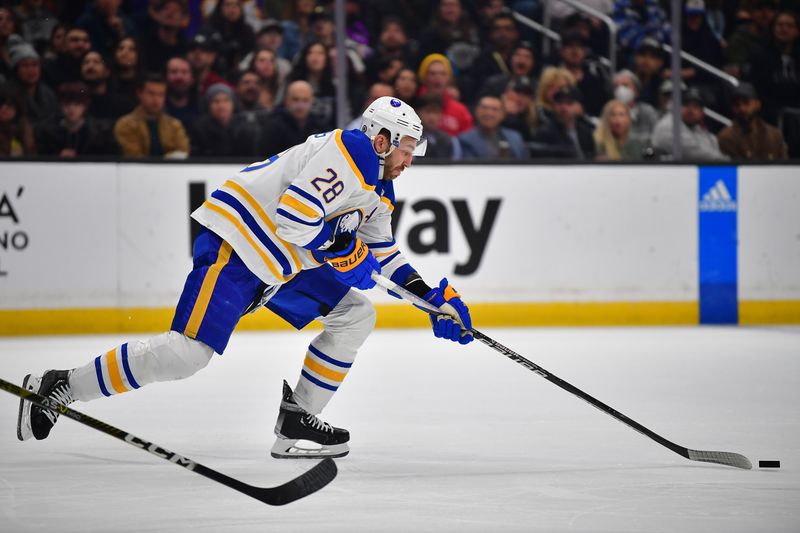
[223,180,302,272]
[303,355,347,382]
[334,129,375,191]
[1,301,798,336]
[204,200,291,282]
[105,348,129,394]
[739,300,800,325]
[184,241,232,339]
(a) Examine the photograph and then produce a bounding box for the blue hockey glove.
[313,234,380,290]
[423,278,474,344]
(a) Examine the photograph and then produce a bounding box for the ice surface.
[1,327,798,532]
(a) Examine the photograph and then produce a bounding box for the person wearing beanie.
[7,33,59,125]
[188,81,259,157]
[417,53,473,136]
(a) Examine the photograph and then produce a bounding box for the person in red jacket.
[417,53,473,136]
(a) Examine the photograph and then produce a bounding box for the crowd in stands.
[0,0,797,161]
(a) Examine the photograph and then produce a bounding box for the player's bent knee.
[129,331,214,383]
[343,292,376,334]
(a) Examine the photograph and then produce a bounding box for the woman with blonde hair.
[535,66,576,112]
[593,99,646,160]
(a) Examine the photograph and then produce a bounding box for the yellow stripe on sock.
[105,348,129,394]
[303,355,347,383]
[185,241,233,339]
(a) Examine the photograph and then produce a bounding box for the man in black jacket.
[531,85,595,160]
[259,80,327,157]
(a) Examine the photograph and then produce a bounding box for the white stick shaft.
[370,273,443,315]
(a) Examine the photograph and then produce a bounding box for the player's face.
[382,136,417,181]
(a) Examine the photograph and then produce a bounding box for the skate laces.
[42,382,74,424]
[303,414,333,433]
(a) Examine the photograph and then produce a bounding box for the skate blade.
[17,374,40,441]
[270,438,349,459]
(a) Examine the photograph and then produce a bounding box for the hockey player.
[17,96,474,459]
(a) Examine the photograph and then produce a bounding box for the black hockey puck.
[759,460,781,468]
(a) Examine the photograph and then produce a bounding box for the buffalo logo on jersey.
[328,209,364,237]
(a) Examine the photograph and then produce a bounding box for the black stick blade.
[687,449,752,470]
[250,458,338,506]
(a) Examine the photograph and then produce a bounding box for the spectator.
[186,31,231,98]
[466,10,521,104]
[0,85,35,155]
[475,0,510,43]
[139,0,189,75]
[364,16,419,85]
[612,69,658,141]
[656,78,686,116]
[726,0,779,79]
[278,0,316,62]
[41,26,92,89]
[631,37,665,107]
[248,48,283,112]
[6,35,59,125]
[235,69,269,130]
[613,0,670,60]
[459,94,527,160]
[416,92,461,160]
[43,22,68,61]
[76,0,137,57]
[717,82,787,160]
[417,53,473,136]
[418,0,480,69]
[0,7,20,80]
[258,80,327,156]
[189,82,259,157]
[531,85,596,159]
[13,0,58,55]
[113,74,189,158]
[109,36,142,104]
[534,65,577,131]
[393,67,419,104]
[479,40,538,99]
[201,0,256,79]
[651,87,726,160]
[501,76,537,141]
[164,56,199,132]
[593,99,647,160]
[750,11,800,125]
[80,50,136,124]
[287,41,336,130]
[676,0,724,107]
[556,30,612,117]
[35,81,118,157]
[345,82,394,130]
[238,20,292,82]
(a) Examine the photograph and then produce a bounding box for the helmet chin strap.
[370,135,395,180]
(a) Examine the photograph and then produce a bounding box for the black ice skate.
[271,380,350,459]
[17,370,74,441]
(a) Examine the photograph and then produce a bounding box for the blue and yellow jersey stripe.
[203,180,304,282]
[94,343,140,397]
[300,344,353,392]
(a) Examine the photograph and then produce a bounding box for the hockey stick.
[1,377,337,505]
[371,273,752,470]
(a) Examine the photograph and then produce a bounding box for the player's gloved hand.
[423,278,473,344]
[313,233,380,290]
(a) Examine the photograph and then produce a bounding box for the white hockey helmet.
[361,96,427,156]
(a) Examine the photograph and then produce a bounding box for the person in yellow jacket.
[113,73,190,158]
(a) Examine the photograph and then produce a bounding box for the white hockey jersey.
[191,129,410,286]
